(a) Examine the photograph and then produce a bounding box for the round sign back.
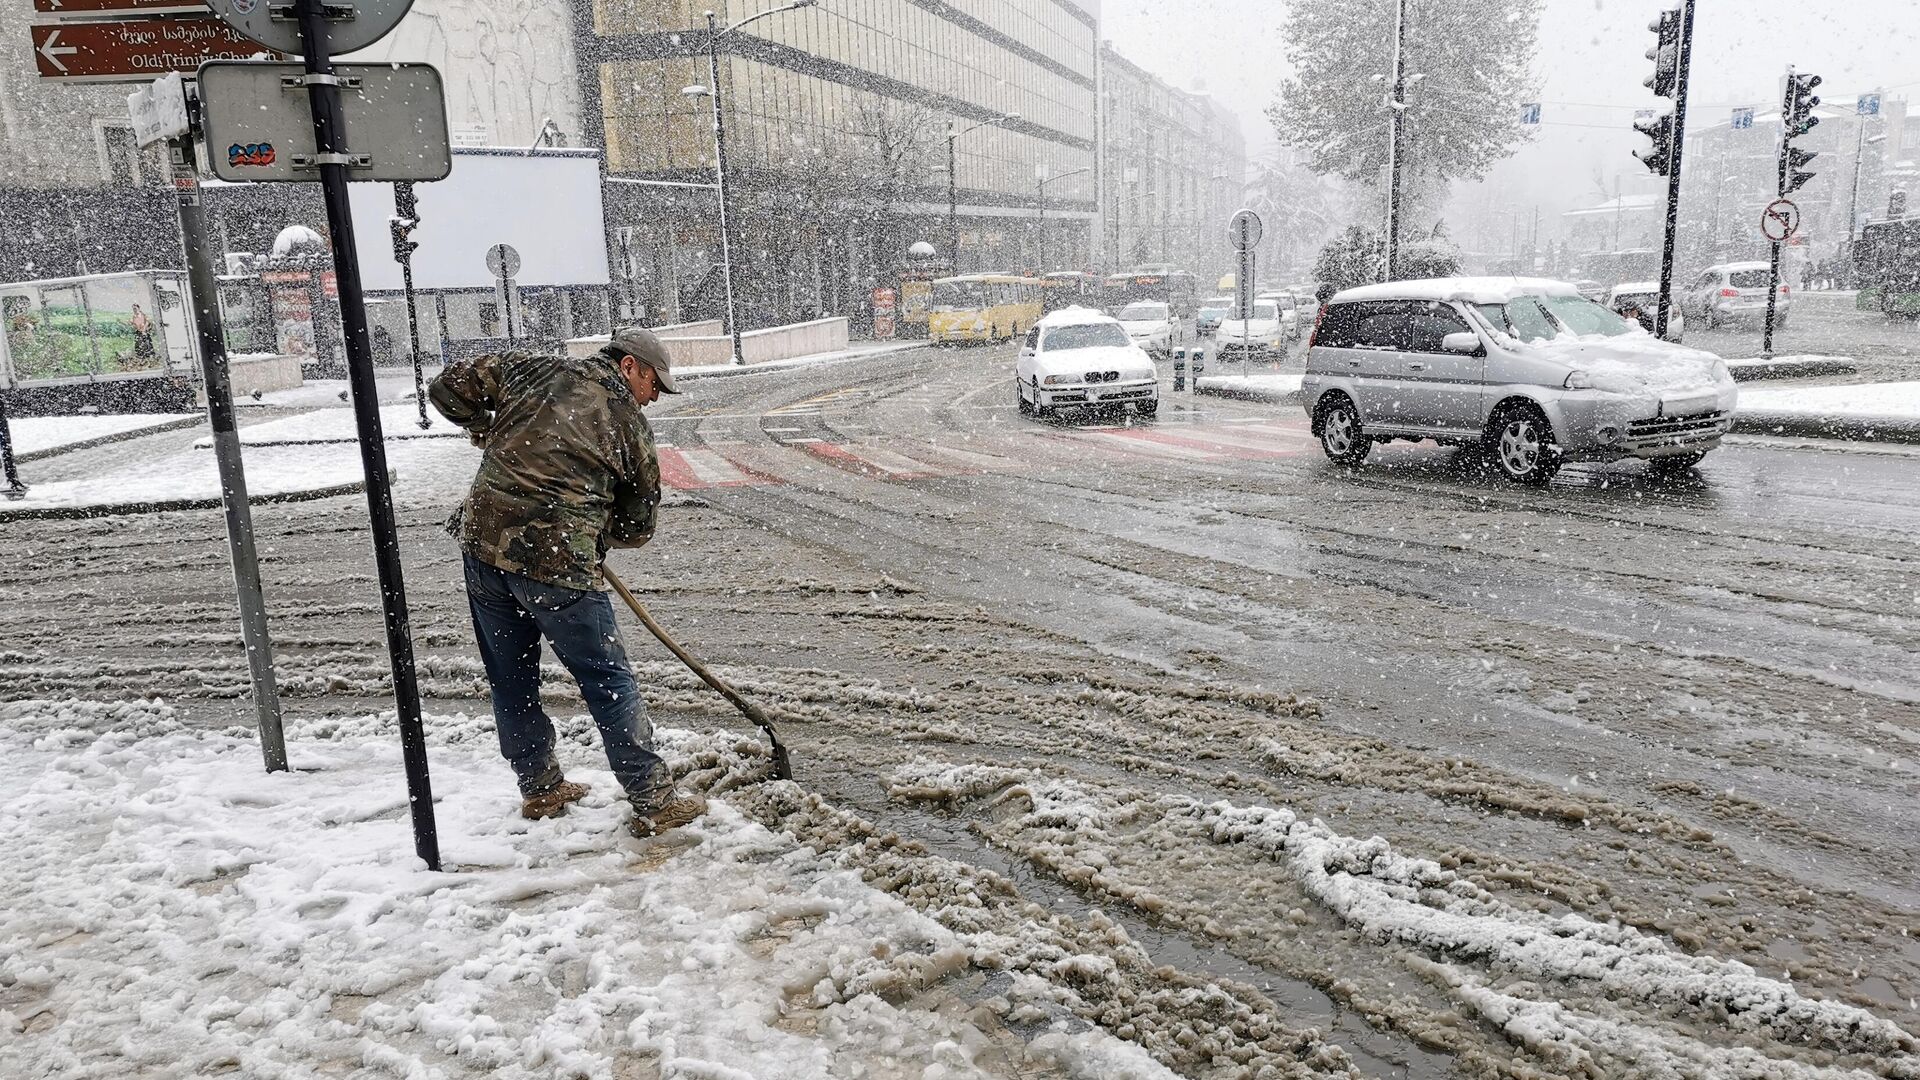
[1227,208,1265,252]
[206,0,415,56]
[486,243,521,279]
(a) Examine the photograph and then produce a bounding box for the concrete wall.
[216,354,305,402]
[564,317,849,367]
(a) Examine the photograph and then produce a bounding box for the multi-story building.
[1098,44,1245,282]
[580,0,1103,325]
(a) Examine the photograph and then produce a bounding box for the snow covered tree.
[1270,0,1541,226]
[1314,226,1385,292]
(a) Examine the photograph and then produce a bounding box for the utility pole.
[701,13,745,365]
[1384,0,1408,279]
[392,181,429,429]
[947,121,959,274]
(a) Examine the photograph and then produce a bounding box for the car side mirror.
[1441,332,1482,354]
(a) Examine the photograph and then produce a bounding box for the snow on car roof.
[1610,282,1659,295]
[1331,277,1582,305]
[1709,261,1773,273]
[1037,305,1118,327]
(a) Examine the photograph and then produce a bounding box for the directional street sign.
[31,17,271,82]
[198,61,452,183]
[35,0,209,14]
[1761,198,1801,243]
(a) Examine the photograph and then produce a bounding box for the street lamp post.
[1037,166,1093,272]
[690,1,818,364]
[946,113,1020,275]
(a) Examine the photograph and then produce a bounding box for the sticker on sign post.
[127,71,189,147]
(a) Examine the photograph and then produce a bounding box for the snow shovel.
[603,564,795,782]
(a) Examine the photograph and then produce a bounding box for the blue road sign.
[1731,108,1754,130]
[1519,102,1541,125]
[1859,94,1882,116]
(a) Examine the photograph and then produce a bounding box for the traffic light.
[1785,73,1822,138]
[390,181,420,261]
[1644,9,1681,98]
[1781,73,1821,195]
[1633,112,1675,176]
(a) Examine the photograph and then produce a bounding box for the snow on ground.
[5,413,199,457]
[1726,355,1857,373]
[1738,381,1920,423]
[0,699,1179,1080]
[1194,371,1305,402]
[197,404,460,448]
[886,760,1920,1079]
[0,438,477,515]
[245,374,429,409]
[674,340,930,380]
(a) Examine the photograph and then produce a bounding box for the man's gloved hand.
[466,425,489,448]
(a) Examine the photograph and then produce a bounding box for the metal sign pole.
[170,109,289,772]
[392,181,429,429]
[0,396,27,500]
[1654,0,1696,341]
[291,0,439,871]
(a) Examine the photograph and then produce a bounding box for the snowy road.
[3,346,1916,1078]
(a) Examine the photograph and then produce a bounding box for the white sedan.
[1215,299,1286,357]
[1016,307,1160,418]
[1115,300,1178,355]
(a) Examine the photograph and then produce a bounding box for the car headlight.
[1564,370,1594,389]
[1711,359,1731,383]
[1042,373,1075,386]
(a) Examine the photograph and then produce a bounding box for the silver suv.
[1302,278,1739,483]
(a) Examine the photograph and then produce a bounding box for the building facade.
[1098,45,1245,283]
[579,0,1103,326]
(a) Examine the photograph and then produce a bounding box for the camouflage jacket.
[429,349,658,591]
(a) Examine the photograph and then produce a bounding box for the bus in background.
[1853,216,1920,318]
[1040,271,1100,313]
[929,274,1044,343]
[1101,267,1199,318]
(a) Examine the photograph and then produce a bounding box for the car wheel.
[1016,381,1034,416]
[1486,403,1561,485]
[1647,451,1707,475]
[1315,394,1371,466]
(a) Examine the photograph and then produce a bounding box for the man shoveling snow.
[430,327,708,838]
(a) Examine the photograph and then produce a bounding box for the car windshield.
[1476,295,1633,341]
[1043,322,1130,351]
[1118,303,1168,321]
[1249,301,1279,320]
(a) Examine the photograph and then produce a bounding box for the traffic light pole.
[1764,69,1795,359]
[294,0,440,871]
[1384,0,1408,279]
[1654,0,1695,341]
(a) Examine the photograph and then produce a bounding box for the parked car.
[1115,300,1179,355]
[1301,278,1737,483]
[1680,262,1792,329]
[1606,282,1685,340]
[1257,291,1304,340]
[1214,298,1287,358]
[1016,307,1160,418]
[1195,296,1234,337]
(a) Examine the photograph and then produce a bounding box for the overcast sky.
[1102,0,1920,229]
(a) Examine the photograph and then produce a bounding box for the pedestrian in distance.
[428,327,709,838]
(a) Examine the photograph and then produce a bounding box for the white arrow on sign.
[37,29,78,72]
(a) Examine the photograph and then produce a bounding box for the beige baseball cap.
[608,326,679,393]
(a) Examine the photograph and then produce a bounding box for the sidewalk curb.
[1731,412,1920,445]
[1727,358,1858,382]
[677,342,932,383]
[0,476,375,523]
[1192,380,1302,406]
[17,415,205,464]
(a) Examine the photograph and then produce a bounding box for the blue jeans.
[462,555,670,809]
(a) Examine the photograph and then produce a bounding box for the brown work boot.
[521,780,590,820]
[628,792,708,838]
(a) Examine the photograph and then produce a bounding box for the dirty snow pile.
[0,699,1175,1080]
